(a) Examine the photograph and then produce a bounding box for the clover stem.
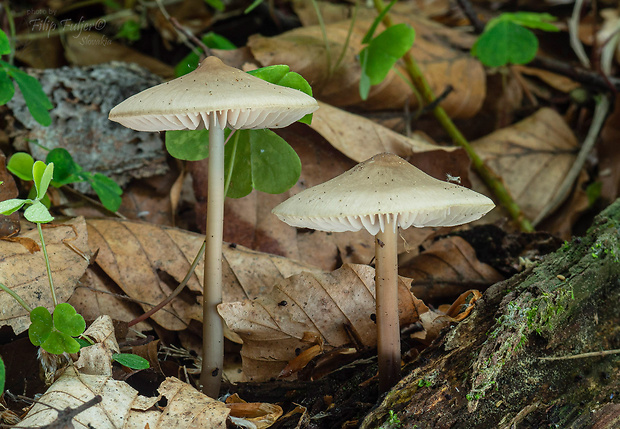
[37,223,57,307]
[0,282,32,313]
[375,218,400,393]
[200,119,225,398]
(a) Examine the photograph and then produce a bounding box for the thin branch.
[539,349,620,361]
[533,95,611,225]
[454,0,485,34]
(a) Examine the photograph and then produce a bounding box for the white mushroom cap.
[108,56,318,132]
[272,153,495,235]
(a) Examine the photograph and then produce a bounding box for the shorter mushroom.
[272,153,494,392]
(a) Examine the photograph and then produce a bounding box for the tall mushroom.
[109,56,318,397]
[272,153,494,392]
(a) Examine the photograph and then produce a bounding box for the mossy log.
[361,199,620,429]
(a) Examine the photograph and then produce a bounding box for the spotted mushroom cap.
[272,153,495,235]
[108,56,318,132]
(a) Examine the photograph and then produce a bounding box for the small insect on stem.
[446,173,461,184]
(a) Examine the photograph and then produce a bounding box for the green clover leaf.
[0,198,28,216]
[225,129,301,198]
[7,152,34,181]
[28,304,86,354]
[359,23,416,100]
[53,303,86,337]
[23,199,53,223]
[28,306,53,346]
[46,148,83,186]
[41,331,81,355]
[32,161,54,200]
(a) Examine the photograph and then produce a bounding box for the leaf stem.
[371,0,534,232]
[0,282,32,313]
[37,223,57,307]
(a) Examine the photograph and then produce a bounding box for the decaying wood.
[361,198,620,429]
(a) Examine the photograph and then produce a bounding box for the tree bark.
[361,198,620,429]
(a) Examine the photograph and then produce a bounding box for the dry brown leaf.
[401,236,503,302]
[86,219,322,331]
[0,217,90,335]
[513,65,580,93]
[311,101,457,162]
[18,369,229,428]
[69,269,153,333]
[247,16,485,117]
[65,32,174,78]
[226,394,283,429]
[218,263,428,382]
[74,315,119,376]
[293,0,453,24]
[220,123,469,271]
[471,108,579,222]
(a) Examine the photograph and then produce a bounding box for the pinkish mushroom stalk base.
[200,120,225,398]
[375,219,401,393]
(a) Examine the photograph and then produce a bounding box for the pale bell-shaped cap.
[272,153,495,236]
[108,56,318,132]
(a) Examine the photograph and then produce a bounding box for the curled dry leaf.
[86,219,321,331]
[74,315,119,376]
[311,101,457,163]
[471,108,578,223]
[247,16,485,117]
[0,217,90,335]
[218,263,428,382]
[400,236,504,302]
[226,394,283,429]
[18,368,230,429]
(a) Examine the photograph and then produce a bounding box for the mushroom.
[109,56,318,397]
[272,153,494,392]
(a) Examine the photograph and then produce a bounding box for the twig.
[454,0,485,34]
[569,0,591,68]
[372,0,534,232]
[169,16,211,58]
[533,94,611,225]
[539,348,620,361]
[128,240,205,327]
[528,56,619,93]
[60,185,127,219]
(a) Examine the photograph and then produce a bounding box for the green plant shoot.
[357,0,415,101]
[29,303,85,354]
[0,29,53,126]
[165,64,313,198]
[472,13,559,67]
[0,160,87,355]
[7,149,122,212]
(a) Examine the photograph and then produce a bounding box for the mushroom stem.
[375,219,401,393]
[200,121,225,398]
